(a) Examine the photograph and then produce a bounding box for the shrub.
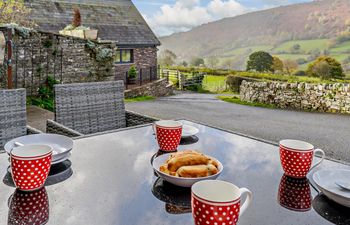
[72,8,81,28]
[307,56,344,79]
[190,57,205,67]
[27,76,59,111]
[294,70,306,76]
[283,59,298,75]
[128,65,137,78]
[296,58,307,65]
[311,61,331,80]
[272,56,283,73]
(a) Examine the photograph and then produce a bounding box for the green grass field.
[205,38,350,73]
[273,54,309,60]
[332,54,348,62]
[273,39,329,52]
[223,45,273,57]
[202,75,228,93]
[330,40,350,53]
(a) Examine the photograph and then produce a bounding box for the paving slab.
[26,106,54,132]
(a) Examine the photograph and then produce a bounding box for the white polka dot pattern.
[156,126,182,151]
[11,154,52,191]
[8,188,49,225]
[192,195,240,225]
[278,174,311,212]
[279,146,314,178]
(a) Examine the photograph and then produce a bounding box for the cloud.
[144,0,248,36]
[177,0,200,8]
[208,0,247,18]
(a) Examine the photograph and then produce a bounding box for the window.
[115,49,133,64]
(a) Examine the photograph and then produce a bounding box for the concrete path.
[126,92,350,163]
[27,106,54,132]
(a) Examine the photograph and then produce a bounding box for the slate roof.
[25,0,160,46]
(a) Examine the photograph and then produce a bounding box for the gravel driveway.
[126,92,350,163]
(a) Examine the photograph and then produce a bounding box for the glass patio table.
[1,120,350,225]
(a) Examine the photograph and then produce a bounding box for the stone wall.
[0,27,118,94]
[124,78,173,98]
[115,47,158,83]
[0,27,158,95]
[240,81,350,113]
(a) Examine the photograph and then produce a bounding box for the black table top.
[1,120,350,225]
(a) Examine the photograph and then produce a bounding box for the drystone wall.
[0,27,118,95]
[0,27,158,96]
[240,80,350,113]
[124,78,173,98]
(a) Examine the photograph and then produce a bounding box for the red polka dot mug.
[155,120,182,152]
[11,145,53,192]
[191,180,252,225]
[278,174,311,212]
[279,140,325,178]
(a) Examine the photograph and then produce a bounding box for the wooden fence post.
[177,70,180,88]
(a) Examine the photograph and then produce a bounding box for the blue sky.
[133,0,311,36]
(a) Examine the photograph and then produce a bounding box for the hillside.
[159,0,350,70]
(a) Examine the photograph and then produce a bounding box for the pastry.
[177,165,219,178]
[159,150,219,178]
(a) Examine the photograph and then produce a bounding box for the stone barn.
[26,0,160,82]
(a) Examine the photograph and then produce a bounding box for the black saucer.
[180,135,199,145]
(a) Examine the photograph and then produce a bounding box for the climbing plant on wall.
[85,40,118,80]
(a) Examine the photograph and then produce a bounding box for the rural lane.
[126,92,350,163]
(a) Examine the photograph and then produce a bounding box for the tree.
[206,56,219,68]
[158,49,177,67]
[283,59,298,75]
[307,56,344,79]
[221,58,234,70]
[0,0,34,27]
[128,65,137,78]
[311,61,331,80]
[309,48,321,60]
[246,51,273,72]
[191,57,205,67]
[272,56,283,73]
[290,44,301,53]
[181,60,188,67]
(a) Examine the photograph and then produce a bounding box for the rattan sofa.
[46,81,158,137]
[0,89,41,150]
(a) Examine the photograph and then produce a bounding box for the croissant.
[166,150,201,163]
[167,153,210,172]
[159,150,219,178]
[177,164,219,178]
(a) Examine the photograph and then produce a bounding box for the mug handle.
[152,123,156,138]
[310,149,325,171]
[239,188,252,217]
